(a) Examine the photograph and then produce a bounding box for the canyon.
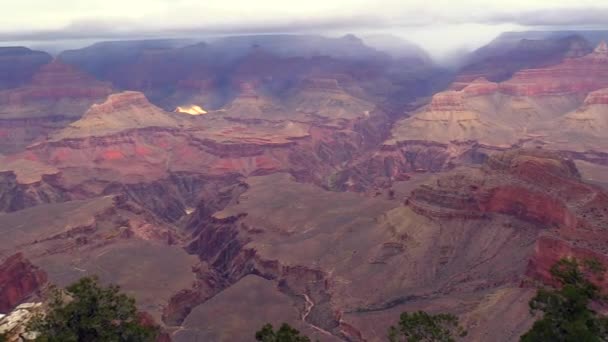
[1,32,608,341]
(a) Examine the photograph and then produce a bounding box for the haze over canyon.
[2,1,608,341]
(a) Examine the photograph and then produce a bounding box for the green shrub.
[29,277,158,342]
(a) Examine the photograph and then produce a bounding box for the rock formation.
[0,48,52,90]
[406,149,608,291]
[458,35,593,83]
[0,254,47,313]
[0,60,113,119]
[51,91,183,140]
[2,33,608,342]
[500,41,608,96]
[545,88,608,151]
[0,60,113,153]
[0,302,43,341]
[389,88,515,146]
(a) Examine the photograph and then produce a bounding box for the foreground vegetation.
[256,258,608,342]
[28,277,158,342]
[2,256,605,341]
[255,310,467,342]
[521,258,608,341]
[255,323,312,342]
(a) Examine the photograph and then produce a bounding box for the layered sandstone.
[543,88,608,152]
[0,254,47,313]
[0,47,52,90]
[219,82,288,121]
[389,89,515,146]
[0,60,113,119]
[0,60,114,153]
[457,35,593,84]
[406,149,608,288]
[500,42,608,96]
[51,91,183,140]
[287,77,375,121]
[174,171,543,341]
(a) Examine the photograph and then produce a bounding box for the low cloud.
[482,7,608,27]
[2,2,608,61]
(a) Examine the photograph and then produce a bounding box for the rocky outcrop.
[406,150,597,225]
[404,149,608,289]
[0,48,52,90]
[0,60,113,118]
[0,171,68,213]
[174,213,343,337]
[526,237,608,289]
[461,78,500,97]
[0,60,114,153]
[544,87,608,152]
[0,302,43,341]
[51,91,182,140]
[581,87,608,105]
[457,35,593,83]
[0,254,47,313]
[500,42,608,96]
[389,88,515,146]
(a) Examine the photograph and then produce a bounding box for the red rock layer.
[456,35,593,84]
[407,149,608,287]
[461,78,500,97]
[86,91,157,115]
[582,88,608,106]
[427,91,466,111]
[299,78,343,93]
[0,253,47,313]
[0,47,52,90]
[234,81,261,99]
[500,42,608,96]
[0,60,112,105]
[481,185,578,229]
[526,237,608,289]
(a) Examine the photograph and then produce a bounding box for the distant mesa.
[549,87,608,150]
[390,88,515,146]
[0,47,52,90]
[0,59,113,119]
[51,91,182,140]
[175,105,207,115]
[594,40,608,54]
[500,41,608,96]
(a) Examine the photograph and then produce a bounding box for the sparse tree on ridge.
[521,258,608,342]
[388,310,467,342]
[28,276,158,342]
[255,323,311,342]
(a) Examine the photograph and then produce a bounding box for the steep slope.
[0,60,113,153]
[500,41,608,96]
[0,47,52,90]
[286,78,376,122]
[174,149,605,341]
[0,254,47,313]
[57,35,447,113]
[51,91,184,140]
[543,88,608,151]
[0,196,199,322]
[458,35,592,83]
[389,86,515,146]
[336,42,608,193]
[0,60,113,119]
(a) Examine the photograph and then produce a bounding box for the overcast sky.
[4,0,608,58]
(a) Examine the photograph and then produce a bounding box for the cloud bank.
[3,0,608,59]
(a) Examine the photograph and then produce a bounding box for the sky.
[3,0,608,59]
